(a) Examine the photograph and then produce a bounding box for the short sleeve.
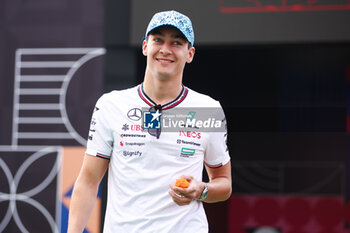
[85,94,114,159]
[204,103,230,167]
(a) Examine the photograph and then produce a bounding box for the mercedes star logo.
[127,108,142,121]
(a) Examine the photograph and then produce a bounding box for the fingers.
[170,182,187,194]
[170,182,194,197]
[169,180,198,206]
[168,189,192,206]
[169,175,203,206]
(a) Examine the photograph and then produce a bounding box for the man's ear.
[142,39,148,56]
[186,46,195,63]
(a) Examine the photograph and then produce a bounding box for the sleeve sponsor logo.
[88,118,97,140]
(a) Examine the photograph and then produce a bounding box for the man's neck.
[143,73,183,106]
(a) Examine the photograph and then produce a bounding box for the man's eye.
[154,38,162,42]
[173,41,182,45]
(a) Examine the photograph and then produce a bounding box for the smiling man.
[143,25,195,83]
[67,10,231,233]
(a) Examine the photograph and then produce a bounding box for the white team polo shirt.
[86,84,230,233]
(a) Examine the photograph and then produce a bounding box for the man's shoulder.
[186,87,221,107]
[100,85,138,100]
[95,85,139,107]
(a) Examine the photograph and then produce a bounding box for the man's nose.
[159,43,172,55]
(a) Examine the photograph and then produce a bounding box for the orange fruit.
[175,178,190,188]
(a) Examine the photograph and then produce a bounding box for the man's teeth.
[157,59,172,63]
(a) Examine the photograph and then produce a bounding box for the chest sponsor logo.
[119,141,145,147]
[120,123,146,138]
[179,130,201,139]
[127,108,142,121]
[180,147,195,157]
[123,150,142,157]
[176,139,201,147]
[120,133,146,138]
[122,124,129,131]
[122,123,144,131]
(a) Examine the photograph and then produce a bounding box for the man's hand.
[169,162,232,205]
[169,175,205,206]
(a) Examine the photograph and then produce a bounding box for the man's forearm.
[203,177,232,203]
[203,162,232,203]
[67,178,99,233]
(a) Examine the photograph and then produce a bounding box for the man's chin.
[155,72,172,81]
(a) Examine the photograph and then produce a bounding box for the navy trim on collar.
[137,83,188,110]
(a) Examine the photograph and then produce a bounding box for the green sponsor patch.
[181,147,195,155]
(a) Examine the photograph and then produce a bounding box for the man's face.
[142,26,195,80]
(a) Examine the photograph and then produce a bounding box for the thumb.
[179,174,194,182]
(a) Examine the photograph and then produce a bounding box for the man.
[67,10,231,233]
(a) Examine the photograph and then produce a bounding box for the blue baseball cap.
[145,10,194,46]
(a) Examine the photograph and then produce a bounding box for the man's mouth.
[156,58,174,63]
